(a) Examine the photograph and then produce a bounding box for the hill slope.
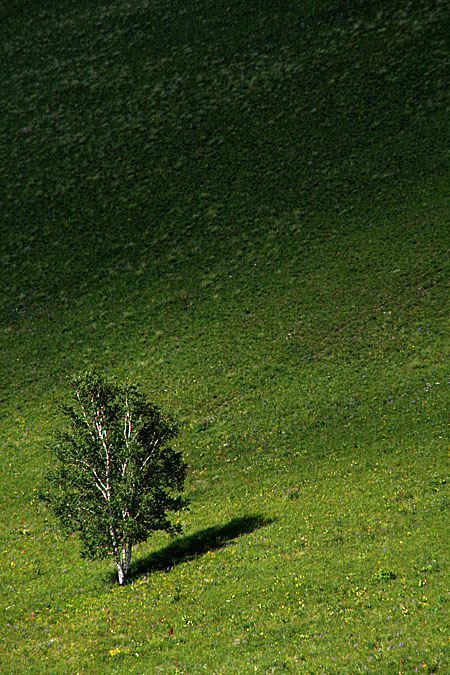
[1,0,449,672]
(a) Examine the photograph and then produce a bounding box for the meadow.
[1,0,450,672]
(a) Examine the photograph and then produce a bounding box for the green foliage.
[40,371,187,583]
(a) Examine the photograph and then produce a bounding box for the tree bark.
[113,537,132,584]
[116,561,125,585]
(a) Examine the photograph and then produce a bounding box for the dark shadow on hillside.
[128,514,271,581]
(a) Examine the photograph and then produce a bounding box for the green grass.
[1,0,450,672]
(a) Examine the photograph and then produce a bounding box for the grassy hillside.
[1,0,450,672]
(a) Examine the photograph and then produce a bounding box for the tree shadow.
[128,514,272,582]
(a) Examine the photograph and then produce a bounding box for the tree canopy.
[40,371,187,584]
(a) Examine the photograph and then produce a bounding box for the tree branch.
[75,389,98,446]
[67,459,108,500]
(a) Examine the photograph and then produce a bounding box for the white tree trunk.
[113,538,133,584]
[116,562,125,585]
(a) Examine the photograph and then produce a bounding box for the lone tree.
[40,371,187,584]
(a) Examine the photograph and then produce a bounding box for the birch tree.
[40,371,187,584]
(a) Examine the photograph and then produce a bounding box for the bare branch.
[91,410,113,503]
[75,389,98,446]
[124,393,133,449]
[66,459,108,500]
[140,437,160,471]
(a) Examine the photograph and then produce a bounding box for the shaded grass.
[128,515,272,580]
